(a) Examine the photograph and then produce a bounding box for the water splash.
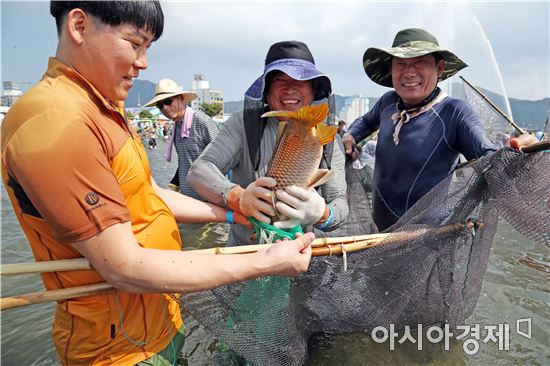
[410,3,514,121]
[469,14,514,120]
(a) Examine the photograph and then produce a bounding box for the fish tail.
[316,124,338,145]
[307,169,334,189]
[261,104,329,128]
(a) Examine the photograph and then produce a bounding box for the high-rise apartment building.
[339,96,370,126]
[191,74,224,117]
[1,81,23,107]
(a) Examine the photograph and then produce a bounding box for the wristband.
[318,207,333,229]
[225,210,234,224]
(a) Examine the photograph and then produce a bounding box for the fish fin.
[261,104,329,128]
[316,124,338,146]
[275,121,288,147]
[307,169,334,188]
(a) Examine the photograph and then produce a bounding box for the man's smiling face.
[391,54,444,105]
[266,72,314,112]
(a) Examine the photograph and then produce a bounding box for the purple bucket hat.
[245,41,332,101]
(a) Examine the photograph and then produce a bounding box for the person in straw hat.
[1,2,315,364]
[342,28,498,231]
[189,40,348,246]
[145,78,219,200]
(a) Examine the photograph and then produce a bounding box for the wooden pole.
[1,222,475,310]
[1,283,113,311]
[1,225,472,276]
[1,233,393,275]
[460,76,526,135]
[1,258,92,276]
[519,140,550,154]
[196,233,392,255]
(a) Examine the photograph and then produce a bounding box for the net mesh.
[461,80,517,144]
[180,147,549,365]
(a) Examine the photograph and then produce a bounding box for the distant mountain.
[127,79,548,131]
[223,94,374,119]
[508,98,548,131]
[473,86,548,131]
[126,79,156,107]
[337,90,547,131]
[224,100,244,114]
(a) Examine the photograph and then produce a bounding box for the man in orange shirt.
[1,2,313,365]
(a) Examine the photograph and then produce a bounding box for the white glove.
[239,177,277,223]
[273,186,326,229]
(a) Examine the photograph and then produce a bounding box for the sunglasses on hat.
[156,97,175,109]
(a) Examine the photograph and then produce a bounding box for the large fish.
[261,104,338,212]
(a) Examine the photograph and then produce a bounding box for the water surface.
[1,141,548,365]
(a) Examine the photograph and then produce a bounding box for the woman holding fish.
[188,41,348,245]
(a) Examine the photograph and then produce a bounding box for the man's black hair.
[50,1,164,40]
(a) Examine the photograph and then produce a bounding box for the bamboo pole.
[460,76,526,135]
[1,233,393,275]
[519,140,550,154]
[196,233,392,255]
[1,226,472,275]
[1,283,113,311]
[311,223,471,256]
[1,258,92,276]
[1,222,476,310]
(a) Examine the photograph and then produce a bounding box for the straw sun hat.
[144,78,198,107]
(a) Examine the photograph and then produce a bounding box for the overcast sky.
[2,1,549,102]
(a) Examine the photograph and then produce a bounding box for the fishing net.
[461,80,516,145]
[179,146,549,365]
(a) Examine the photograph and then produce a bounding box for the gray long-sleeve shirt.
[188,110,348,246]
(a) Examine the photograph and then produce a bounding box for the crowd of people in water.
[134,120,170,149]
[1,1,544,365]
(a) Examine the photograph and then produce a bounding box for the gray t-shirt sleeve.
[187,113,243,207]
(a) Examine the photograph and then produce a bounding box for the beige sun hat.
[144,78,198,107]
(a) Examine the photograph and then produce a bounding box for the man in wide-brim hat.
[362,28,468,90]
[188,40,348,246]
[145,78,220,200]
[144,78,198,109]
[343,28,498,231]
[1,1,318,364]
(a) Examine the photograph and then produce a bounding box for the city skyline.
[2,1,549,102]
